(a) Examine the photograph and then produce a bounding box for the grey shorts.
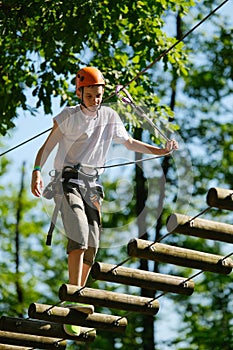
[59,182,102,265]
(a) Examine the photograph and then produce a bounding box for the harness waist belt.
[62,170,98,182]
[67,178,100,188]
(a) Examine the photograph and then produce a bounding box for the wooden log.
[0,331,66,350]
[59,284,159,315]
[0,316,96,343]
[91,262,194,296]
[127,238,233,274]
[28,303,127,333]
[207,187,233,210]
[0,345,30,350]
[167,213,233,244]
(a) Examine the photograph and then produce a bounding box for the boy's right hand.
[31,170,43,197]
[165,139,179,153]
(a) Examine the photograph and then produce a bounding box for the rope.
[0,128,52,157]
[187,206,212,222]
[80,152,172,171]
[221,251,233,260]
[108,257,132,272]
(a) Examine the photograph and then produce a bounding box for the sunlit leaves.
[1,0,193,135]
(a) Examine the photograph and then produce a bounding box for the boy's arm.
[123,137,178,155]
[31,121,62,197]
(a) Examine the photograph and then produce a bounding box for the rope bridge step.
[207,187,233,210]
[0,345,31,350]
[167,213,233,244]
[59,284,159,315]
[127,239,233,274]
[91,262,194,296]
[28,303,127,333]
[0,330,66,350]
[0,316,96,343]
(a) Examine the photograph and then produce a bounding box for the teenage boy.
[31,66,178,292]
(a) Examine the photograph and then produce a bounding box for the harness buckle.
[73,163,81,172]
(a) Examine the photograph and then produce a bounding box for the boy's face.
[77,85,104,112]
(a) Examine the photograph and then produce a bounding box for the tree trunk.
[15,161,26,316]
[154,12,182,347]
[134,127,155,350]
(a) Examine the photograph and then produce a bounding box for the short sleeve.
[112,112,130,144]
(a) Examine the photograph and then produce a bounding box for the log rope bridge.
[0,187,233,349]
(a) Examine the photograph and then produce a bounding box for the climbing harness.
[43,170,63,246]
[44,165,104,246]
[62,164,99,181]
[43,170,62,200]
[62,165,104,209]
[62,165,103,235]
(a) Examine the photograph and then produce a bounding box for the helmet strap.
[80,86,102,115]
[80,87,90,109]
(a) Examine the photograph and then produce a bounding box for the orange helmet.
[76,67,105,89]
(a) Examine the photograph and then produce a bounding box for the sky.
[1,96,60,183]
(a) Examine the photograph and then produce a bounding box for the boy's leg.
[68,249,93,286]
[68,248,85,286]
[62,183,100,286]
[81,262,92,287]
[66,248,94,315]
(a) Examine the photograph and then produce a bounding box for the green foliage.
[184,28,233,107]
[0,0,192,135]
